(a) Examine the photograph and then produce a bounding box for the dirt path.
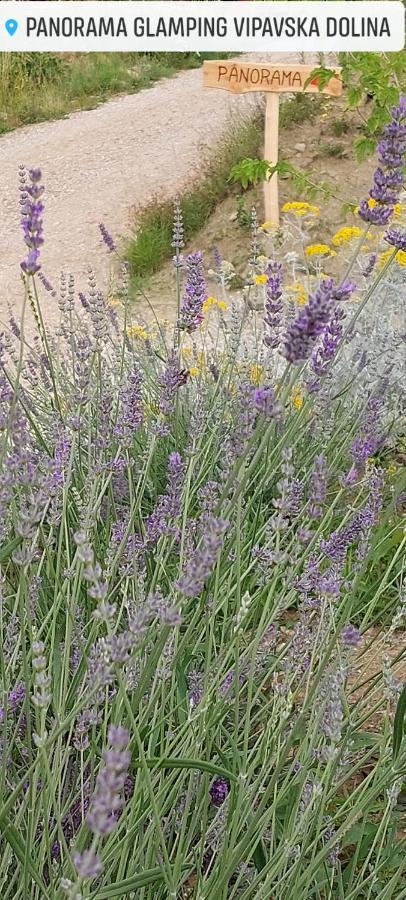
[0,53,331,333]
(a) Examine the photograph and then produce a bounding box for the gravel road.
[0,53,326,332]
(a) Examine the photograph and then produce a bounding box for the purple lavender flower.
[358,96,406,226]
[73,849,103,879]
[358,200,393,227]
[99,223,116,253]
[159,353,188,416]
[178,252,208,333]
[211,244,222,271]
[0,681,26,724]
[321,468,385,566]
[188,671,204,708]
[300,780,317,814]
[346,395,385,482]
[221,383,257,477]
[172,200,184,258]
[148,593,182,627]
[20,167,45,275]
[145,451,185,545]
[318,567,341,600]
[8,309,21,339]
[86,725,131,836]
[37,271,56,295]
[197,480,220,516]
[341,625,362,648]
[351,436,375,466]
[281,279,355,365]
[253,385,281,420]
[220,668,246,698]
[308,305,346,389]
[264,260,283,349]
[210,777,229,806]
[176,516,229,598]
[323,817,340,867]
[8,681,26,711]
[114,366,144,446]
[385,227,406,253]
[362,253,377,278]
[47,429,71,494]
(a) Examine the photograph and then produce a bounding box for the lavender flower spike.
[253,385,281,420]
[114,366,144,447]
[86,725,131,837]
[341,624,362,649]
[210,777,229,806]
[308,304,346,391]
[264,260,283,350]
[176,516,229,598]
[385,227,406,253]
[20,167,45,276]
[281,278,355,365]
[359,95,406,226]
[145,451,185,545]
[178,251,208,333]
[159,353,189,416]
[99,223,116,253]
[73,849,103,880]
[172,199,185,259]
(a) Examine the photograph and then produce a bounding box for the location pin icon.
[5,19,19,36]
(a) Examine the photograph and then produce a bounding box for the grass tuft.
[126,94,324,282]
[127,113,264,279]
[0,52,223,133]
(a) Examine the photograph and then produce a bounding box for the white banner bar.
[0,2,404,53]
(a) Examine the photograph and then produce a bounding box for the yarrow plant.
[0,103,405,900]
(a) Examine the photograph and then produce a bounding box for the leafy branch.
[229,158,358,210]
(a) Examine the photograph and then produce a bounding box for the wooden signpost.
[203,60,342,226]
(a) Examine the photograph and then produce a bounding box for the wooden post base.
[263,93,280,228]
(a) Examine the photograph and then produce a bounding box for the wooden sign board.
[203,60,342,226]
[203,61,342,97]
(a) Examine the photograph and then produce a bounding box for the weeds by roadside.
[127,95,322,283]
[0,51,221,134]
[127,112,263,281]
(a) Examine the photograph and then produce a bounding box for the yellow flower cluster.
[305,243,336,258]
[126,324,149,340]
[286,283,307,305]
[250,363,264,386]
[202,296,228,314]
[291,385,304,410]
[180,348,206,378]
[378,248,406,268]
[254,274,268,285]
[331,226,364,246]
[282,201,320,217]
[108,297,124,308]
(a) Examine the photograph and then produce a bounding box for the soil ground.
[141,93,379,319]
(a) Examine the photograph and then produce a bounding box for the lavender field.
[0,92,405,900]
